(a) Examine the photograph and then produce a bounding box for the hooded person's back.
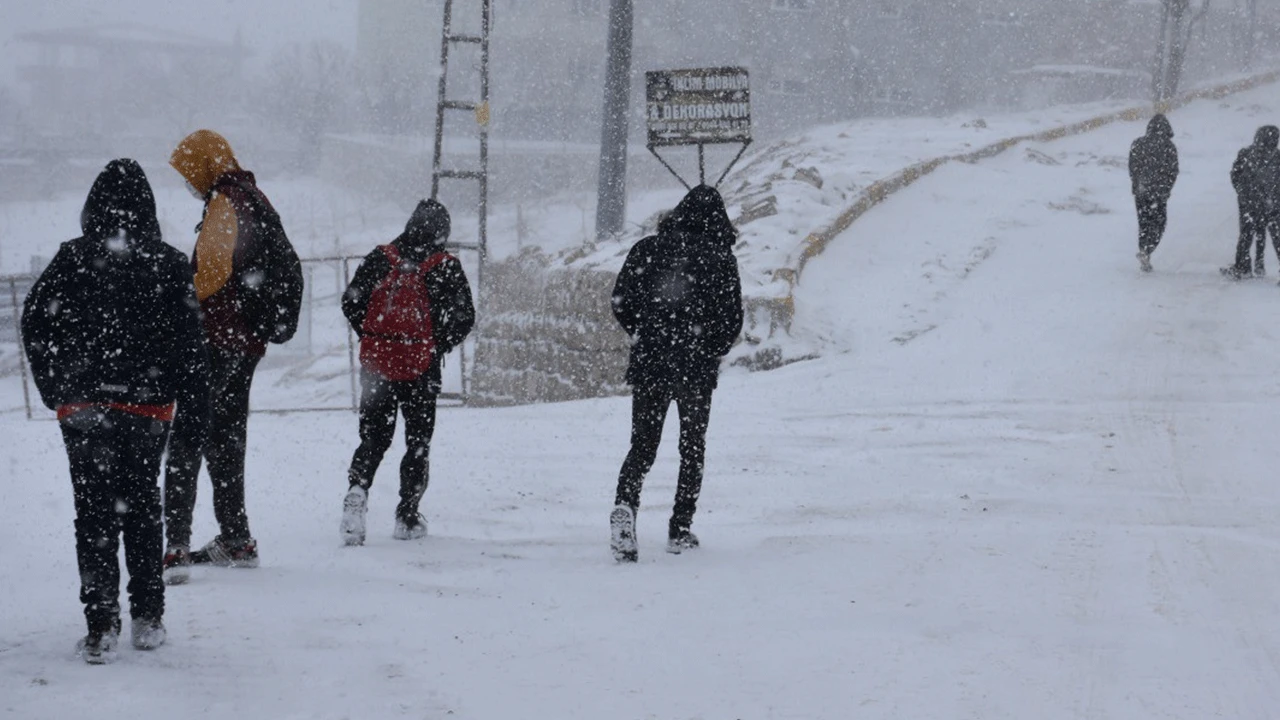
[1234,125,1280,204]
[391,198,452,262]
[168,129,303,354]
[21,159,209,414]
[612,184,744,390]
[1129,114,1179,199]
[340,198,475,391]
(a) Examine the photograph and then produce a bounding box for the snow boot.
[392,513,428,541]
[1256,259,1266,277]
[190,535,259,568]
[162,545,191,586]
[1136,251,1152,273]
[76,620,121,665]
[610,505,638,563]
[1221,265,1249,280]
[131,617,166,651]
[666,530,700,555]
[340,485,368,546]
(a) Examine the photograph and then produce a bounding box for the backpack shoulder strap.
[379,244,401,266]
[418,251,453,274]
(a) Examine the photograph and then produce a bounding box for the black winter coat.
[1129,114,1179,200]
[21,159,210,434]
[1231,125,1280,210]
[612,185,744,391]
[342,199,476,390]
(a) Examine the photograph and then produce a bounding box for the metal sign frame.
[645,66,753,187]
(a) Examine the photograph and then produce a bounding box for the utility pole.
[595,0,633,241]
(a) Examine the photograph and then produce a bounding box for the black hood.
[80,159,162,245]
[1147,114,1173,140]
[1254,125,1280,150]
[396,198,451,253]
[659,184,738,247]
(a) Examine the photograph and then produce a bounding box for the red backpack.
[359,245,452,381]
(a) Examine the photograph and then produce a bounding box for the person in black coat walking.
[1128,114,1179,272]
[608,184,744,562]
[338,199,475,545]
[1222,125,1280,279]
[21,159,209,663]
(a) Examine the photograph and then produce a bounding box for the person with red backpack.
[339,199,475,545]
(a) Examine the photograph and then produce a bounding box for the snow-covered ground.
[5,80,1280,718]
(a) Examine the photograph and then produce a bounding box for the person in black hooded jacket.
[21,159,209,663]
[1128,114,1179,272]
[338,199,475,545]
[1222,125,1280,279]
[608,184,744,562]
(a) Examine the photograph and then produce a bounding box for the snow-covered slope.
[5,81,1280,718]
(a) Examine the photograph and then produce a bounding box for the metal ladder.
[431,0,492,403]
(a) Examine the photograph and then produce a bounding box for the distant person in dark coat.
[1222,125,1280,279]
[21,159,209,663]
[338,199,475,546]
[608,184,744,562]
[1128,114,1179,272]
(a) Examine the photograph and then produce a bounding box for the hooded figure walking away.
[22,160,209,663]
[608,185,744,563]
[1128,114,1179,272]
[338,199,475,545]
[162,130,303,582]
[1222,125,1280,280]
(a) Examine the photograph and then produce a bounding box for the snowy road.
[5,83,1280,719]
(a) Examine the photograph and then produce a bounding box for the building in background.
[4,24,245,201]
[14,24,244,151]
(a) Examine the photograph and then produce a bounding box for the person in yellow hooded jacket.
[162,130,303,582]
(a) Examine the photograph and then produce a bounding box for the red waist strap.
[57,402,176,423]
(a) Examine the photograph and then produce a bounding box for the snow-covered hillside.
[4,79,1280,718]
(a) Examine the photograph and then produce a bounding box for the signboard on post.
[646,66,752,147]
[644,66,752,188]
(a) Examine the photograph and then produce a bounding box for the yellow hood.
[169,129,242,196]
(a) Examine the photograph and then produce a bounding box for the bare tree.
[1153,0,1211,102]
[1238,0,1259,69]
[262,40,354,170]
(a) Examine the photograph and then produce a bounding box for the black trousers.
[1232,200,1279,273]
[1135,194,1169,256]
[614,383,713,536]
[165,346,260,546]
[347,369,438,518]
[61,409,170,633]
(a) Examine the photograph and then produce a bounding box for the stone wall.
[470,249,630,406]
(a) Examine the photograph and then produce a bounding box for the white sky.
[0,0,359,85]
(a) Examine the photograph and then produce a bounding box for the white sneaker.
[340,485,368,546]
[392,513,428,541]
[610,505,638,563]
[131,618,167,650]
